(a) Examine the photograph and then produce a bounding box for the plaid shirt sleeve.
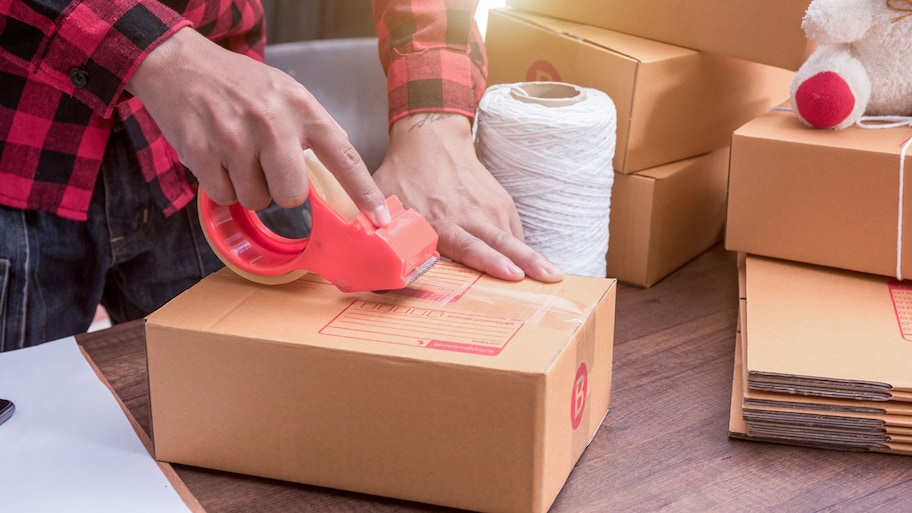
[372,0,488,128]
[0,1,265,221]
[0,1,189,119]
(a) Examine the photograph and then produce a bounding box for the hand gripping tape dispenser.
[198,150,439,293]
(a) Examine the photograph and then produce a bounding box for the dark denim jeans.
[0,125,224,351]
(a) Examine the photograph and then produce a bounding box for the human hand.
[373,113,563,282]
[126,27,391,226]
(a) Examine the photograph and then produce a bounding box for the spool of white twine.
[475,82,617,278]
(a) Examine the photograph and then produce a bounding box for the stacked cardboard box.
[727,109,912,278]
[726,109,912,455]
[484,7,799,286]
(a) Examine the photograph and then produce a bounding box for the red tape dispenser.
[198,151,439,292]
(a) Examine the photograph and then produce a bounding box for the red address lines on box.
[320,300,524,356]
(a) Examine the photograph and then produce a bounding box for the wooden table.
[76,245,912,512]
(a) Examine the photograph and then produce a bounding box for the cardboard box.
[726,108,912,280]
[145,262,617,513]
[505,0,815,71]
[607,148,730,287]
[485,8,794,173]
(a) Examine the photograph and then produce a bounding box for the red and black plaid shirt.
[373,0,487,127]
[0,0,486,221]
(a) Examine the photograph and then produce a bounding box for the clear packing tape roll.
[475,82,617,278]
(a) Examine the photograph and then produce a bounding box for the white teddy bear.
[790,0,912,129]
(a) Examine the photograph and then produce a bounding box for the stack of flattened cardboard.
[484,3,811,286]
[726,109,912,454]
[731,334,912,454]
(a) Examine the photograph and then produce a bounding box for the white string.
[856,115,911,281]
[474,83,617,278]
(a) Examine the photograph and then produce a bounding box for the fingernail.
[506,262,524,277]
[370,204,392,226]
[545,261,562,274]
[539,261,564,280]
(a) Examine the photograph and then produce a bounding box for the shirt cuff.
[385,47,486,128]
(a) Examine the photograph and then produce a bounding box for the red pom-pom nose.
[795,71,855,128]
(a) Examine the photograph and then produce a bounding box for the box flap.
[506,0,815,70]
[496,8,694,64]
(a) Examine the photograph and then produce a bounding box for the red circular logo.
[570,362,588,430]
[526,60,561,82]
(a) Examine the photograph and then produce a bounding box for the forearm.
[389,112,474,154]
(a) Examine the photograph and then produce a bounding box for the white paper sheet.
[0,337,191,513]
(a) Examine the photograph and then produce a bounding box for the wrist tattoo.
[409,113,454,131]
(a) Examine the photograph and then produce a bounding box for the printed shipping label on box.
[726,108,912,279]
[607,148,730,287]
[320,299,524,356]
[145,262,617,513]
[505,0,815,70]
[485,8,793,173]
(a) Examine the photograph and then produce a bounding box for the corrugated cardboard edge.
[78,344,206,513]
[729,328,748,439]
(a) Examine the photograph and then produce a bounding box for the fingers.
[258,138,309,209]
[250,87,388,223]
[192,163,236,206]
[307,130,390,226]
[505,202,526,242]
[437,222,564,283]
[129,29,385,220]
[188,132,296,210]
